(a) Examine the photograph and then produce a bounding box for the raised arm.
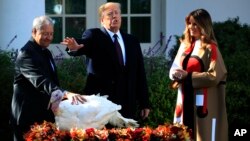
[61,37,84,50]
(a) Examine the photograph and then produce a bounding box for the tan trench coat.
[169,40,228,141]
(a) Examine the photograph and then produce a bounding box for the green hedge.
[55,56,177,128]
[213,18,250,139]
[56,56,87,93]
[0,17,249,140]
[0,52,14,140]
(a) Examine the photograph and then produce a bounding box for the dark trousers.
[12,124,29,141]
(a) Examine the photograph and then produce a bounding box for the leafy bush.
[56,56,87,93]
[0,51,14,140]
[55,56,177,128]
[139,56,176,127]
[0,17,249,141]
[213,18,250,138]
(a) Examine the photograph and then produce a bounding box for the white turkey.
[54,94,139,131]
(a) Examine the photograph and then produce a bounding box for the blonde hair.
[98,2,121,18]
[182,9,217,48]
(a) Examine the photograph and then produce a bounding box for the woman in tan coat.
[169,9,228,141]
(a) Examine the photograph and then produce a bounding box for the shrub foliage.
[0,17,249,140]
[213,18,250,134]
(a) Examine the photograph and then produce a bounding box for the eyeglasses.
[39,32,54,37]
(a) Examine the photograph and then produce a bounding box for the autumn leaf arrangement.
[24,121,193,141]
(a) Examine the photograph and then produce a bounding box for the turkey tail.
[109,112,139,128]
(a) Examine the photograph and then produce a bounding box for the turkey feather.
[54,94,139,130]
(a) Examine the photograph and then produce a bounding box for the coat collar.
[29,37,49,53]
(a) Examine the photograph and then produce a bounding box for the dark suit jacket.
[68,28,150,119]
[10,38,60,134]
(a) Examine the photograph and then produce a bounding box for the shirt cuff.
[67,49,77,53]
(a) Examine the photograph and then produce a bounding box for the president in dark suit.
[10,16,86,141]
[61,2,150,121]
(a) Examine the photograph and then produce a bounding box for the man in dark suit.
[61,2,150,121]
[10,15,86,141]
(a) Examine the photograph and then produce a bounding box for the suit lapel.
[100,27,114,45]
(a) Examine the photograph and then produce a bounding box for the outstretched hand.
[64,91,87,105]
[50,90,87,113]
[61,37,84,50]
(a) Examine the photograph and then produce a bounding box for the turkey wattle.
[54,94,139,130]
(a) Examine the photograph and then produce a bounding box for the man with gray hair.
[10,15,86,141]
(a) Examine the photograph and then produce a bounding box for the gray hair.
[32,15,54,30]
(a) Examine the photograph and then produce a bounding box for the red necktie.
[113,34,124,66]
